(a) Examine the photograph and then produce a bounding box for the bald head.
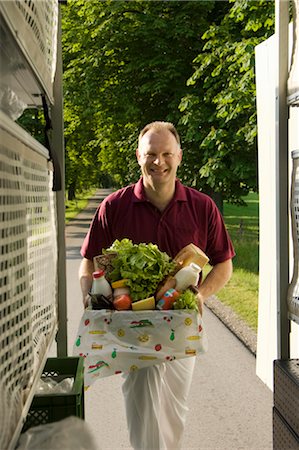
[138,121,181,149]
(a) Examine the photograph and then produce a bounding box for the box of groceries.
[73,240,209,387]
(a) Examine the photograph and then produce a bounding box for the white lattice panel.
[288,151,299,323]
[0,112,58,449]
[0,0,58,103]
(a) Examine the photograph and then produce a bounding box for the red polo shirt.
[81,178,235,265]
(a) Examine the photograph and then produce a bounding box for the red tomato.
[113,294,132,310]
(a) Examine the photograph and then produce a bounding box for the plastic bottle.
[91,270,113,300]
[174,263,201,291]
[156,288,180,310]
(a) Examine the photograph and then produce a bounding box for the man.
[79,121,235,449]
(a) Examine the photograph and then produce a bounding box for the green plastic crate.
[22,357,85,432]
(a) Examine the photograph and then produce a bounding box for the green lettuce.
[104,239,176,301]
[173,289,199,311]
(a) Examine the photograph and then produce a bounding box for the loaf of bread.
[155,244,209,300]
[173,243,209,270]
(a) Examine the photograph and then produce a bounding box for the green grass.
[212,192,259,331]
[216,269,259,330]
[65,188,96,223]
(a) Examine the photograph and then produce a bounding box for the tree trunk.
[68,182,76,201]
[206,189,224,215]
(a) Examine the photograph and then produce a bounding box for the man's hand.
[83,293,92,309]
[196,292,204,316]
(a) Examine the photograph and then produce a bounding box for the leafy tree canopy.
[62,0,221,191]
[179,0,275,205]
[61,0,275,205]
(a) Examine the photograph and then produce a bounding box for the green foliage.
[62,0,218,190]
[179,0,275,204]
[62,0,275,204]
[17,109,46,146]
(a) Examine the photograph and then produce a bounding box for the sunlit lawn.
[65,188,96,223]
[212,192,259,331]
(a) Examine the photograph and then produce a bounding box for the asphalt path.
[63,190,273,450]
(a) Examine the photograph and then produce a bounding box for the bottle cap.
[93,270,105,278]
[190,263,201,271]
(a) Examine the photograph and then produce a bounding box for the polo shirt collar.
[133,177,187,202]
[133,178,147,201]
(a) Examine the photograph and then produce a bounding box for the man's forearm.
[79,258,94,306]
[80,275,93,298]
[197,259,233,311]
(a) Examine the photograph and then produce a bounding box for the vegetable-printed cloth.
[73,309,207,388]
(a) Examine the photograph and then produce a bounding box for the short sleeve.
[80,198,114,260]
[205,199,235,266]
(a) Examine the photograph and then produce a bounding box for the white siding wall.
[255,26,299,390]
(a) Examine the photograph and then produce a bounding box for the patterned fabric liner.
[73,309,207,388]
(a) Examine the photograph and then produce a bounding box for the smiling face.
[136,129,182,190]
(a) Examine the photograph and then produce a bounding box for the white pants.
[122,357,196,450]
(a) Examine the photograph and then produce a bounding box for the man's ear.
[179,148,183,164]
[136,148,141,164]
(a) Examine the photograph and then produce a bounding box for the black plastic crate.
[273,407,299,450]
[22,357,85,432]
[274,359,299,437]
